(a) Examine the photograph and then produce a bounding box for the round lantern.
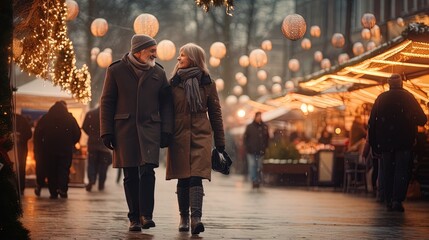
[90,47,100,56]
[361,13,376,29]
[361,29,371,40]
[261,40,272,51]
[215,78,224,91]
[331,33,345,48]
[210,42,227,59]
[249,49,268,68]
[366,41,376,51]
[272,76,282,83]
[12,38,23,58]
[301,38,311,50]
[225,95,238,105]
[237,76,247,86]
[353,42,365,56]
[271,83,282,94]
[157,40,176,61]
[91,18,108,37]
[285,80,294,90]
[90,55,97,61]
[310,25,321,38]
[288,59,300,72]
[338,53,349,64]
[397,17,405,27]
[370,25,381,40]
[238,95,250,104]
[281,14,307,41]
[133,13,159,37]
[103,48,112,54]
[209,57,221,67]
[97,51,112,68]
[235,72,244,81]
[257,70,267,81]
[66,0,79,21]
[239,55,249,67]
[321,58,331,69]
[257,85,268,95]
[232,86,243,96]
[314,51,323,62]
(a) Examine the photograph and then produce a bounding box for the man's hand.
[102,134,115,150]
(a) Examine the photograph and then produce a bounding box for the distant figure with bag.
[166,43,225,235]
[243,111,269,189]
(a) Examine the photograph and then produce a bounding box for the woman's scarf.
[127,53,151,78]
[177,67,204,113]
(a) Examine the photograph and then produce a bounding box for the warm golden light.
[133,13,159,37]
[282,14,307,41]
[157,40,176,61]
[210,42,227,59]
[237,109,246,118]
[249,49,268,68]
[91,18,108,37]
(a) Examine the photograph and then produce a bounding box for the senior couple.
[99,34,225,235]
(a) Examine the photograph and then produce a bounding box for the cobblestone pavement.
[20,167,429,240]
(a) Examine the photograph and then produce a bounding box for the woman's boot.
[177,186,189,232]
[190,186,205,235]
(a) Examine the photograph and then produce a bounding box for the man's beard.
[147,58,156,67]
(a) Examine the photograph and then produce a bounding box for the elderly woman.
[166,43,225,235]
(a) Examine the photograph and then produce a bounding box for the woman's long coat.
[166,74,225,181]
[100,54,174,168]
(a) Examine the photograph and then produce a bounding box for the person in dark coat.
[82,106,112,192]
[243,112,269,189]
[33,101,81,199]
[100,34,174,232]
[166,43,225,235]
[368,73,427,212]
[13,113,32,195]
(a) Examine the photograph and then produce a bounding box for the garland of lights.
[13,0,91,103]
[195,0,234,15]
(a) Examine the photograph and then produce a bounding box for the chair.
[343,152,368,193]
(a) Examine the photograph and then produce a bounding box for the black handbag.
[211,148,233,175]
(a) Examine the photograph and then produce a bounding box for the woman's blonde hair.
[171,43,209,76]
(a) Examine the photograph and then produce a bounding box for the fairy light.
[195,0,234,15]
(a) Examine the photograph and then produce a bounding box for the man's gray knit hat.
[130,34,157,54]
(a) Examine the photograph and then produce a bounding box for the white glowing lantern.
[12,38,23,58]
[353,42,365,56]
[257,70,268,81]
[235,72,244,81]
[397,17,405,27]
[285,80,294,90]
[209,57,221,67]
[314,51,323,62]
[370,25,381,40]
[321,58,331,69]
[331,33,345,48]
[272,76,282,83]
[97,51,112,68]
[249,49,268,68]
[133,13,159,37]
[361,13,376,29]
[366,41,376,51]
[66,0,79,21]
[301,38,311,50]
[237,109,246,118]
[215,78,224,91]
[225,95,238,105]
[301,103,308,113]
[239,55,249,67]
[257,85,268,95]
[271,83,282,94]
[361,28,371,40]
[338,53,349,64]
[91,47,100,56]
[261,40,272,51]
[157,40,176,61]
[238,95,250,104]
[232,86,243,96]
[307,104,315,112]
[237,76,247,86]
[103,48,112,54]
[91,55,97,61]
[310,25,321,38]
[281,14,307,41]
[91,18,109,37]
[210,42,227,59]
[288,59,300,72]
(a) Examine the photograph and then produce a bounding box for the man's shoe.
[34,186,41,197]
[392,202,404,212]
[49,194,58,199]
[58,190,68,199]
[98,183,105,191]
[85,184,92,192]
[141,217,156,229]
[128,221,142,232]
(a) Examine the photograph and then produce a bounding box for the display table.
[263,160,315,186]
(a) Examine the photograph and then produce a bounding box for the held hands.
[102,134,115,150]
[160,132,172,148]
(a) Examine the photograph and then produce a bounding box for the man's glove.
[160,132,172,148]
[216,145,225,153]
[102,134,115,150]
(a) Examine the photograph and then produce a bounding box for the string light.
[195,0,234,15]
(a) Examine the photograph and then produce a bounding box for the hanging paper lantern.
[366,41,376,51]
[91,55,97,61]
[238,95,250,104]
[261,40,272,51]
[210,42,227,59]
[301,38,311,50]
[397,17,405,27]
[272,76,282,83]
[257,70,267,81]
[321,58,331,69]
[370,25,381,40]
[91,18,109,37]
[285,81,294,90]
[235,72,244,81]
[237,76,247,86]
[91,47,100,56]
[215,78,224,91]
[232,86,243,96]
[353,42,365,56]
[97,51,112,68]
[361,13,376,29]
[271,83,282,94]
[12,38,23,58]
[249,49,268,68]
[281,14,307,41]
[338,53,349,64]
[209,56,221,67]
[133,13,159,37]
[239,55,249,67]
[103,48,112,54]
[361,28,371,40]
[225,95,238,105]
[157,40,176,61]
[288,59,300,72]
[314,51,323,62]
[310,25,321,38]
[66,0,79,21]
[257,85,268,95]
[331,33,345,48]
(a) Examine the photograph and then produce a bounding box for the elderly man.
[100,34,174,231]
[368,73,427,212]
